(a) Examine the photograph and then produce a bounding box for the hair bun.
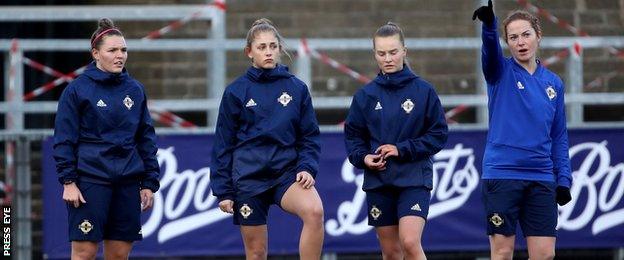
[251,18,275,28]
[98,18,115,29]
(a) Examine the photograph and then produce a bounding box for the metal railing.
[2,4,624,260]
[2,37,624,134]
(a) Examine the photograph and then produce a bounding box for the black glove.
[556,186,571,206]
[472,0,495,26]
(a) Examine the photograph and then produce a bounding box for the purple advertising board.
[42,129,624,258]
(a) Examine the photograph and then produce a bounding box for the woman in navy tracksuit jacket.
[210,18,323,259]
[473,1,573,259]
[345,22,448,259]
[53,18,159,259]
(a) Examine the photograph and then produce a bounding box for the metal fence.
[1,3,624,259]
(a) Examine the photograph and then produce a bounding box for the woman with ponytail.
[344,22,448,260]
[211,18,324,259]
[54,18,159,259]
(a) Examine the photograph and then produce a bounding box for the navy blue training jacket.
[345,66,448,190]
[53,62,160,192]
[210,65,321,201]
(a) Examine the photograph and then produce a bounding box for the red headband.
[91,28,121,48]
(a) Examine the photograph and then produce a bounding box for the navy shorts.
[481,179,557,237]
[233,174,296,226]
[366,186,431,226]
[67,181,142,242]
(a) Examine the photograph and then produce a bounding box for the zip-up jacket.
[53,62,160,192]
[210,64,321,201]
[345,66,448,190]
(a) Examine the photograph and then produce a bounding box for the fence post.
[296,40,313,92]
[566,42,583,124]
[15,136,31,260]
[208,1,227,128]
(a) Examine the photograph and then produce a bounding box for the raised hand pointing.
[472,0,495,26]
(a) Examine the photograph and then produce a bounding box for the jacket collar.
[245,64,293,82]
[83,61,129,84]
[373,65,418,88]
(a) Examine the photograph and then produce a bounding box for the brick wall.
[110,0,624,103]
[16,0,624,258]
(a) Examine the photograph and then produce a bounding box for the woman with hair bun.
[344,22,448,259]
[211,18,324,259]
[473,1,573,259]
[54,18,160,259]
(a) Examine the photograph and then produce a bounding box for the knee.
[72,247,97,260]
[302,204,324,226]
[400,235,422,255]
[247,246,267,260]
[492,246,514,260]
[381,246,403,260]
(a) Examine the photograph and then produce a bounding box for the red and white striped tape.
[18,4,206,127]
[444,104,468,121]
[212,0,226,11]
[542,49,569,67]
[585,70,618,89]
[517,0,624,58]
[518,1,620,90]
[518,0,589,37]
[143,11,204,40]
[148,102,197,129]
[23,57,68,79]
[301,38,473,122]
[300,38,371,84]
[143,0,226,40]
[542,42,581,68]
[23,65,86,101]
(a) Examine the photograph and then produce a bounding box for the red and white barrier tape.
[517,0,624,58]
[212,0,226,11]
[518,0,588,37]
[143,0,226,40]
[585,70,618,89]
[542,42,582,67]
[22,62,195,128]
[301,38,471,122]
[143,11,204,40]
[518,1,620,90]
[18,3,206,127]
[300,38,371,84]
[542,49,569,67]
[148,102,196,129]
[23,65,86,101]
[445,104,468,121]
[23,57,68,79]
